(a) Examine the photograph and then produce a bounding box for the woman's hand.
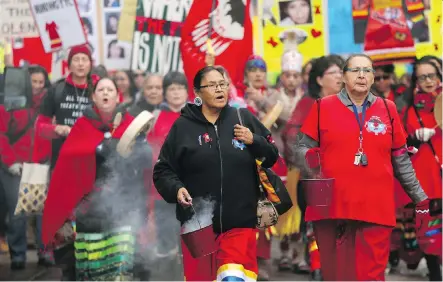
[177,187,193,207]
[415,128,436,142]
[234,124,254,145]
[54,125,71,137]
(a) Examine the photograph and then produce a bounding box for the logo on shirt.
[365,116,387,135]
[232,138,246,150]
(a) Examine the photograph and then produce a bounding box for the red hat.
[67,45,92,66]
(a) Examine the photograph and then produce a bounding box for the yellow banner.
[253,0,327,82]
[415,0,442,59]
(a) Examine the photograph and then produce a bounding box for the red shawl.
[42,112,134,245]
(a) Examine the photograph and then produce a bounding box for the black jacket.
[153,104,279,233]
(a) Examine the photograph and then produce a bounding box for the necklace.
[73,83,87,116]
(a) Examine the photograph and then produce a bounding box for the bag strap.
[6,109,34,146]
[380,97,394,141]
[236,108,266,196]
[54,81,66,106]
[412,104,439,162]
[316,98,321,144]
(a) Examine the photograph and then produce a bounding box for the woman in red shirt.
[282,55,343,279]
[0,65,53,269]
[294,54,428,281]
[400,57,442,281]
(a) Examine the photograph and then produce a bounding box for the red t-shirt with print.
[301,95,406,226]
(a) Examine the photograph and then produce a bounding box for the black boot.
[310,269,323,281]
[425,254,442,281]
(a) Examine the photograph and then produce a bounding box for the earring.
[194,96,202,106]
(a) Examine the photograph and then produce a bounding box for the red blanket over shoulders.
[42,112,134,245]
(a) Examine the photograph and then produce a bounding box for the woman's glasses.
[200,81,229,91]
[417,73,438,82]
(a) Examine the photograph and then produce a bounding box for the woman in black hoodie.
[153,66,279,280]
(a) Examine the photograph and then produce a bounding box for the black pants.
[53,244,76,281]
[0,175,8,236]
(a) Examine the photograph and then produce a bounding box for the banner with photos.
[253,0,328,82]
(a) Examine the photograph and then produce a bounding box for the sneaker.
[278,257,291,271]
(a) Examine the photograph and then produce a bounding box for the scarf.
[414,84,442,112]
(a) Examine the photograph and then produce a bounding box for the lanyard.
[351,98,369,153]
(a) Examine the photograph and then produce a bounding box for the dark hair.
[374,64,395,74]
[281,0,312,24]
[114,70,137,98]
[28,64,51,88]
[107,39,125,58]
[93,76,119,93]
[307,55,341,99]
[302,59,314,75]
[328,54,345,68]
[92,65,108,78]
[163,71,188,95]
[193,66,224,91]
[403,57,442,110]
[420,55,442,69]
[342,54,373,72]
[81,17,93,35]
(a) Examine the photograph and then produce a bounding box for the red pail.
[301,178,335,206]
[181,224,217,258]
[300,178,335,217]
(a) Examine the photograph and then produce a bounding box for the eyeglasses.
[200,81,229,91]
[374,74,390,82]
[344,67,375,74]
[417,73,438,82]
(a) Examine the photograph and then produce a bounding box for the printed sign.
[101,0,133,70]
[29,0,87,53]
[253,0,328,83]
[78,0,100,63]
[131,0,192,74]
[0,0,39,38]
[329,0,442,60]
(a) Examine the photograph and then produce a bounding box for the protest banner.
[28,0,87,53]
[329,0,441,60]
[0,0,39,39]
[253,0,328,83]
[131,0,192,74]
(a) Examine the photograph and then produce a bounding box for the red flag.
[12,37,52,71]
[180,0,253,101]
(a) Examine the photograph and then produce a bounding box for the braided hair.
[86,71,94,98]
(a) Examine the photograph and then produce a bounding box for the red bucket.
[300,178,335,217]
[181,224,217,258]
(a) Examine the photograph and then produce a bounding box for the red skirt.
[182,228,258,281]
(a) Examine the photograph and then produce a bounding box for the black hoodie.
[153,104,279,234]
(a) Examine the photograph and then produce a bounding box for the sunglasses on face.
[374,74,390,82]
[417,73,438,82]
